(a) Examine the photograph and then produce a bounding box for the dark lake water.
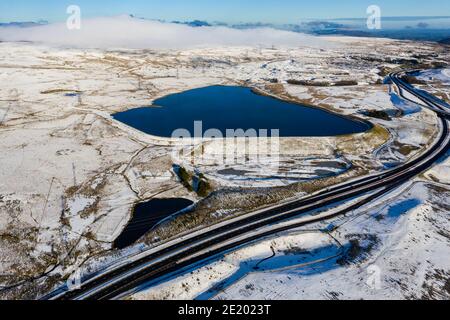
[114,198,193,249]
[113,86,371,137]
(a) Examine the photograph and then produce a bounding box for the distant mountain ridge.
[0,21,48,28]
[1,16,449,43]
[172,20,211,27]
[157,17,450,42]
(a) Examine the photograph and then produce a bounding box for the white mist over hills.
[0,15,332,49]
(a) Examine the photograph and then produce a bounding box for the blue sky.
[1,0,449,23]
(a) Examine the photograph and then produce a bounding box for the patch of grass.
[337,234,379,266]
[0,233,21,244]
[337,239,362,266]
[287,79,358,87]
[287,79,331,87]
[378,66,393,77]
[401,75,426,85]
[174,165,212,197]
[333,80,358,86]
[337,124,390,155]
[364,109,392,121]
[65,186,79,197]
[174,165,193,192]
[40,89,81,95]
[398,144,420,157]
[370,124,390,140]
[195,178,211,198]
[427,174,440,183]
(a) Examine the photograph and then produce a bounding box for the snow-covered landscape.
[0,12,449,301]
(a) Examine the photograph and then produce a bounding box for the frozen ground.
[132,155,450,300]
[0,36,448,299]
[417,68,450,85]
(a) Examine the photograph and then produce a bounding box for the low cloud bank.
[0,15,332,49]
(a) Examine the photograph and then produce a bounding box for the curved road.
[45,70,449,300]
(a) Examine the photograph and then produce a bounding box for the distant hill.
[0,21,48,28]
[172,20,211,27]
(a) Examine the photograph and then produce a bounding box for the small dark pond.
[114,198,194,249]
[113,86,371,137]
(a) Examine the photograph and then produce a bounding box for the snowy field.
[0,30,449,299]
[132,156,450,300]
